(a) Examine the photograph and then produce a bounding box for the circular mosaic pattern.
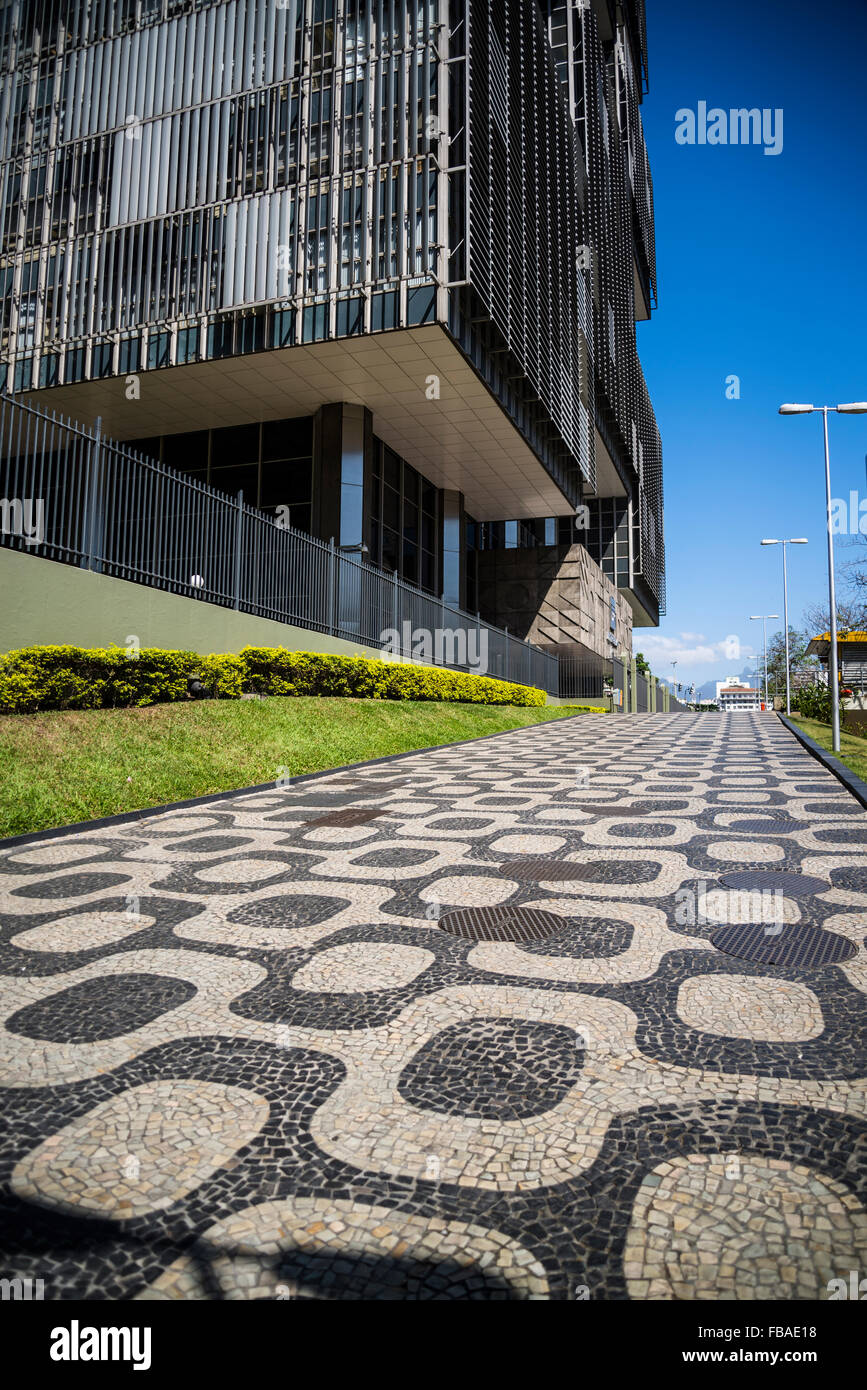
[828,865,867,893]
[350,847,436,869]
[2,711,866,1303]
[624,1154,867,1300]
[227,894,351,929]
[718,870,830,898]
[6,973,197,1043]
[505,857,656,884]
[437,904,568,942]
[516,916,634,958]
[727,819,798,835]
[705,840,785,863]
[397,1017,583,1120]
[711,923,858,968]
[11,872,131,900]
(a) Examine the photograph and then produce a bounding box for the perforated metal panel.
[711,923,857,968]
[438,905,567,942]
[718,871,830,899]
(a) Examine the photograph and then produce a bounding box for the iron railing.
[0,392,560,694]
[0,391,686,709]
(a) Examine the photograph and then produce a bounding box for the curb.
[778,714,867,811]
[0,707,600,850]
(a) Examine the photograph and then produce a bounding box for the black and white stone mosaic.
[0,712,865,1300]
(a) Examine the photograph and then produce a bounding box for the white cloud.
[634,633,756,667]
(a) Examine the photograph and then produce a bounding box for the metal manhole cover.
[711,922,857,967]
[718,870,830,898]
[303,808,386,827]
[438,905,567,941]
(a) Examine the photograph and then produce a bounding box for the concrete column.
[313,403,371,548]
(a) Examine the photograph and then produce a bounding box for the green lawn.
[0,697,597,838]
[788,715,867,782]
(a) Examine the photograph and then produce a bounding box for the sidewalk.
[0,712,865,1300]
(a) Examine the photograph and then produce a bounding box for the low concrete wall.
[0,548,386,659]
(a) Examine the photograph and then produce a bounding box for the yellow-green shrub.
[0,645,197,713]
[0,644,546,713]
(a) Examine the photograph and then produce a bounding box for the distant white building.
[716,677,761,711]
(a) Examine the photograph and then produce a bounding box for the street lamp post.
[749,614,780,710]
[779,403,867,752]
[760,538,808,716]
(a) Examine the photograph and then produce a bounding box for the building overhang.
[586,427,629,499]
[20,324,574,523]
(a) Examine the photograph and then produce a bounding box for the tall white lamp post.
[749,614,780,710]
[779,402,867,752]
[760,538,808,716]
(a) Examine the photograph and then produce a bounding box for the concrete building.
[0,0,665,664]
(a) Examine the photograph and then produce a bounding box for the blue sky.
[634,0,867,692]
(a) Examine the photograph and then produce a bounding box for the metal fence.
[0,392,560,693]
[0,391,689,710]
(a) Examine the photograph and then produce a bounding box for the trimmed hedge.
[0,645,546,713]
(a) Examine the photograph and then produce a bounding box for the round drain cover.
[718,870,829,898]
[711,922,857,967]
[438,905,566,942]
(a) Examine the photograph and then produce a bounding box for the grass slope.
[789,715,867,782]
[0,697,594,838]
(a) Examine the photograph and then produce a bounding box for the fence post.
[328,538,337,636]
[83,415,103,572]
[232,491,243,610]
[392,568,399,648]
[622,652,629,714]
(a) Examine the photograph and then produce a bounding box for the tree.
[804,597,867,636]
[635,652,650,676]
[764,627,818,695]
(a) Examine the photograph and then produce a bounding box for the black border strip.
[0,708,602,849]
[779,713,867,810]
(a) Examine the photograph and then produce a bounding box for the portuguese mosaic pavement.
[0,712,865,1300]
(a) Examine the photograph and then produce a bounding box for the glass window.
[262,416,313,461]
[371,290,397,332]
[118,336,140,374]
[336,296,364,336]
[146,332,171,370]
[177,326,200,363]
[209,463,259,503]
[211,424,260,467]
[407,284,435,326]
[272,310,295,348]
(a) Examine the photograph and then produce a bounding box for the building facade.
[716,679,762,712]
[0,0,664,658]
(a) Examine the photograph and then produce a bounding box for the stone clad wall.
[476,544,633,659]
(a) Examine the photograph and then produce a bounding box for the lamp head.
[761,539,779,545]
[779,404,814,414]
[837,403,867,414]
